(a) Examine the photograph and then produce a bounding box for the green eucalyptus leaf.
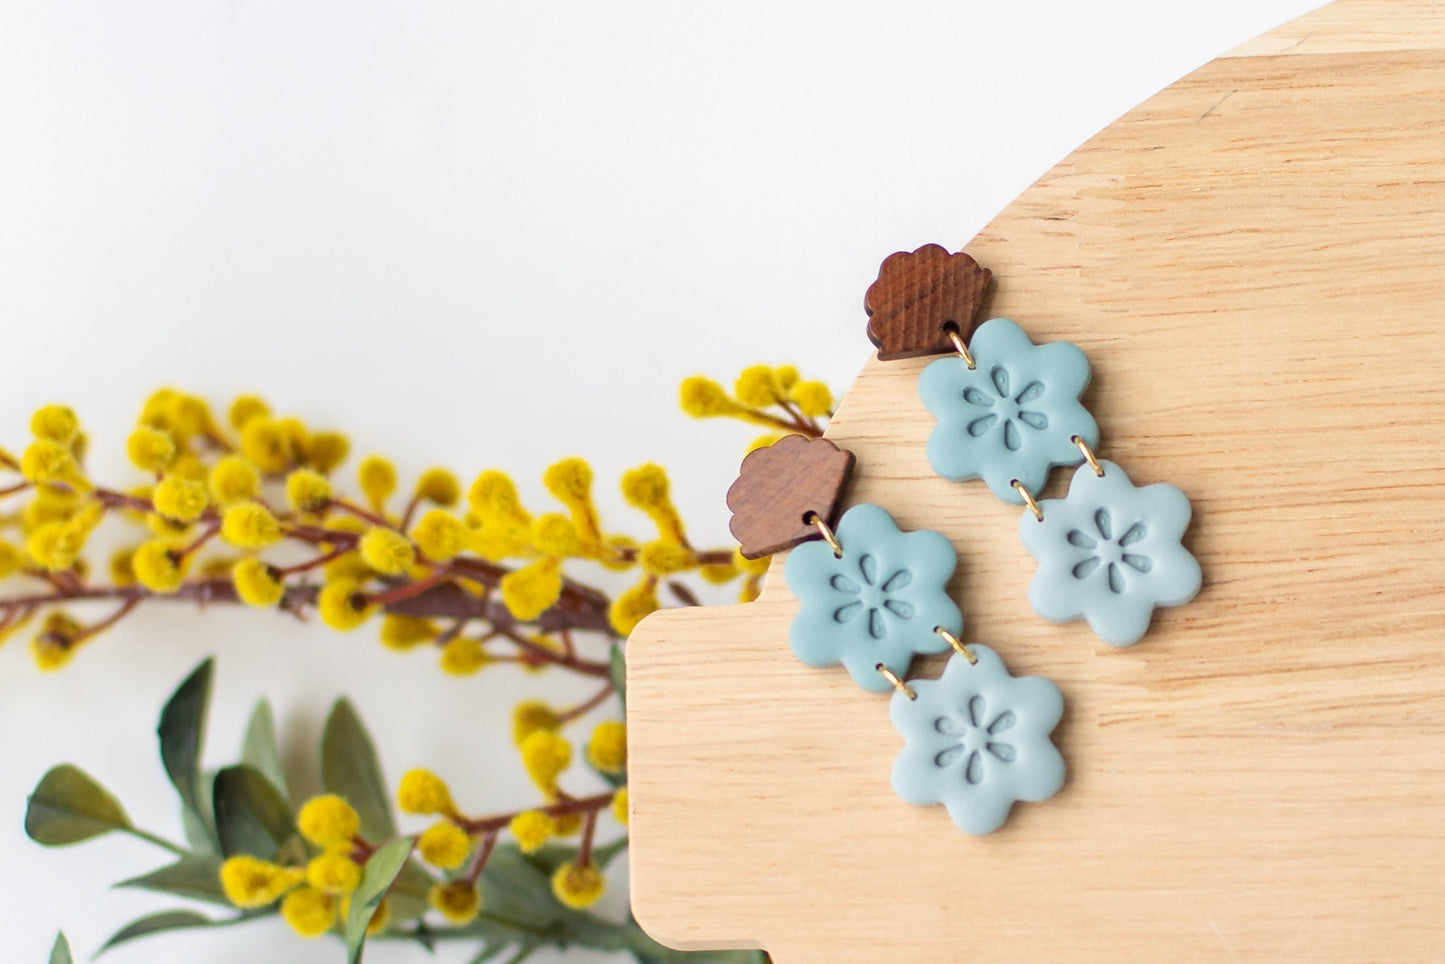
[240,698,289,803]
[97,910,214,955]
[117,854,228,906]
[609,643,627,709]
[477,845,563,929]
[212,765,295,859]
[344,836,414,963]
[49,933,72,964]
[24,764,132,846]
[158,658,215,847]
[386,858,438,924]
[322,699,396,842]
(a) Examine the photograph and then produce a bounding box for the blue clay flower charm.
[890,645,1065,835]
[1019,460,1202,646]
[918,318,1099,504]
[784,503,961,694]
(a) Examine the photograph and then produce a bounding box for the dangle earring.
[866,244,1202,646]
[727,434,1065,835]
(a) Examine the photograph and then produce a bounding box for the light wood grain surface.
[626,1,1445,960]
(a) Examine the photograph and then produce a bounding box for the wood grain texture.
[864,244,992,360]
[726,435,855,559]
[627,2,1445,960]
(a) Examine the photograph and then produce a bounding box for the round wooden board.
[625,2,1445,960]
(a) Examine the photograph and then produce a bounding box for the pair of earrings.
[726,245,1202,836]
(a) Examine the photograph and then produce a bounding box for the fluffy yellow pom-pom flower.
[337,894,390,935]
[439,637,490,676]
[511,700,560,747]
[297,794,360,848]
[301,431,350,474]
[133,539,189,593]
[542,456,602,544]
[152,476,208,524]
[219,856,304,908]
[209,455,261,504]
[792,379,834,417]
[679,375,745,418]
[586,721,627,775]
[0,539,24,580]
[397,768,453,816]
[530,513,581,557]
[26,522,84,572]
[734,364,780,407]
[318,578,375,631]
[467,469,529,522]
[414,467,460,506]
[221,502,284,549]
[305,849,361,895]
[509,810,555,854]
[31,612,83,672]
[638,539,694,576]
[285,469,333,514]
[357,455,397,508]
[125,428,174,474]
[280,886,335,938]
[164,393,215,439]
[428,880,481,924]
[228,395,270,431]
[30,405,79,443]
[732,546,771,577]
[608,578,659,637]
[412,510,467,561]
[551,861,606,910]
[240,417,293,474]
[379,615,437,650]
[620,463,684,542]
[773,364,800,391]
[500,557,562,621]
[417,821,472,870]
[232,556,285,608]
[358,527,414,576]
[520,730,572,792]
[746,433,785,454]
[22,442,84,490]
[611,787,629,826]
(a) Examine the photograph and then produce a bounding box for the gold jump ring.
[945,327,976,370]
[1011,480,1043,521]
[1072,435,1104,477]
[933,626,977,664]
[875,663,917,700]
[804,511,843,558]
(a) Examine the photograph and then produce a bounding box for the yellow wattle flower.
[296,794,360,849]
[520,730,572,792]
[509,810,555,854]
[280,886,335,938]
[550,861,606,910]
[357,455,397,509]
[417,820,472,870]
[413,467,460,506]
[30,405,80,443]
[428,880,481,924]
[232,556,285,608]
[358,526,414,576]
[221,503,284,549]
[586,720,627,775]
[500,557,563,621]
[209,455,262,504]
[219,855,304,908]
[397,768,453,816]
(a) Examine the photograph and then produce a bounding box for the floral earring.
[727,435,1066,835]
[866,244,1202,646]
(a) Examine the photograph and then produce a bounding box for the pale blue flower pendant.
[784,503,960,693]
[919,318,1098,504]
[1020,460,1202,646]
[890,645,1065,835]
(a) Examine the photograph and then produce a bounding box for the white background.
[0,1,1321,960]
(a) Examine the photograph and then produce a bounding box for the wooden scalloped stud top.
[726,435,855,559]
[865,243,993,360]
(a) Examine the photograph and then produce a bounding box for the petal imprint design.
[890,645,1066,835]
[784,504,962,694]
[919,318,1099,504]
[1019,461,1202,646]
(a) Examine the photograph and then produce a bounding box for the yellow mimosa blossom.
[301,431,350,474]
[511,700,560,747]
[240,417,293,474]
[357,455,397,508]
[611,788,629,826]
[208,455,261,504]
[734,364,780,407]
[125,428,175,474]
[30,405,79,443]
[221,502,284,549]
[305,849,361,895]
[317,578,374,631]
[792,379,834,416]
[280,886,334,938]
[586,721,627,775]
[500,557,562,621]
[428,880,480,924]
[411,510,467,561]
[620,463,684,542]
[227,395,270,431]
[219,855,304,908]
[285,469,332,514]
[379,615,437,650]
[608,578,659,636]
[132,539,189,593]
[417,820,471,870]
[550,861,606,910]
[296,794,360,848]
[439,637,490,676]
[679,375,745,418]
[358,527,414,576]
[509,810,555,854]
[152,476,208,524]
[397,768,453,816]
[232,556,285,608]
[520,730,572,792]
[414,467,460,506]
